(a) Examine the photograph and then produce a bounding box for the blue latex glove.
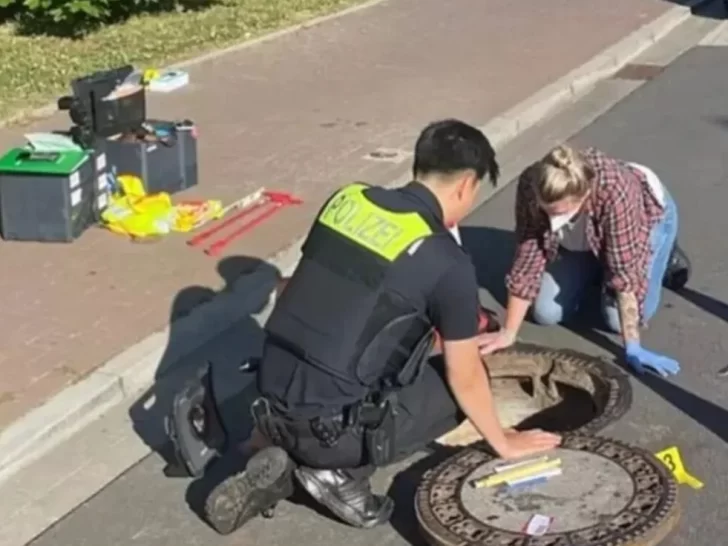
[625,341,680,377]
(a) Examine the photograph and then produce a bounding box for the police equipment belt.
[251,394,393,448]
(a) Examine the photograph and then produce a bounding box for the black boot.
[294,467,394,528]
[663,243,691,290]
[204,446,295,535]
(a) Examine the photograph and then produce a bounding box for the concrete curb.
[0,0,388,129]
[699,19,728,44]
[0,0,713,486]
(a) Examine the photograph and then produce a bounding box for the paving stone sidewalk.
[0,0,673,429]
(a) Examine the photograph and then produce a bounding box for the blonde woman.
[479,145,689,377]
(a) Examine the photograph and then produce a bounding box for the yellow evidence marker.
[654,446,704,490]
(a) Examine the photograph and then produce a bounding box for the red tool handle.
[187,200,268,247]
[205,203,282,257]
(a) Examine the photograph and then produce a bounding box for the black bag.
[166,363,228,477]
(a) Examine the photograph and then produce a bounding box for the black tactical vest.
[264,183,451,401]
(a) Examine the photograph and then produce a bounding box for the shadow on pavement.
[128,255,281,470]
[459,225,516,308]
[678,286,728,322]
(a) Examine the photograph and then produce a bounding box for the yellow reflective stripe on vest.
[317,183,433,261]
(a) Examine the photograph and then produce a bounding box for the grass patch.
[0,0,364,123]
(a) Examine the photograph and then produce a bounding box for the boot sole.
[204,447,295,535]
[663,244,691,290]
[664,269,689,290]
[294,468,394,529]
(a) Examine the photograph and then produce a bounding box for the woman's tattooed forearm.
[617,292,640,344]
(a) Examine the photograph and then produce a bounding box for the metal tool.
[204,191,302,257]
[186,187,266,246]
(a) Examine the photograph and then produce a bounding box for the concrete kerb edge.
[0,0,388,130]
[699,19,728,44]
[0,0,710,485]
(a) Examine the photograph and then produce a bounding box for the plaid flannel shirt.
[505,147,666,319]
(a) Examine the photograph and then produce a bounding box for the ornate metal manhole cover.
[438,345,632,446]
[417,435,680,546]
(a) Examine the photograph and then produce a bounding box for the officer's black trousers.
[276,356,465,482]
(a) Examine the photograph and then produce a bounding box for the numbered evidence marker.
[654,446,704,490]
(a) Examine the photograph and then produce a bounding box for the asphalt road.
[29,46,728,546]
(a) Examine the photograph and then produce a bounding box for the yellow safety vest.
[316,183,433,261]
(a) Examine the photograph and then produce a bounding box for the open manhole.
[416,434,680,546]
[438,344,632,446]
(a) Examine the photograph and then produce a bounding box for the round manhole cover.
[416,435,680,546]
[438,344,632,446]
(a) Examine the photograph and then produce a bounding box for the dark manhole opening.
[486,343,632,434]
[612,63,665,81]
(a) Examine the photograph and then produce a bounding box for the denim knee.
[601,303,621,333]
[531,299,564,326]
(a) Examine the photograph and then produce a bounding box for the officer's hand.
[625,342,680,378]
[477,329,516,356]
[497,429,562,460]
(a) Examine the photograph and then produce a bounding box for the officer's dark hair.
[413,119,500,186]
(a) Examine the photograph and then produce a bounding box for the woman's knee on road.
[601,297,621,334]
[531,271,578,326]
[531,296,567,326]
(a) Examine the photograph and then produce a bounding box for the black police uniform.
[254,181,480,482]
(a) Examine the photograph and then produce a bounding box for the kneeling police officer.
[206,119,562,533]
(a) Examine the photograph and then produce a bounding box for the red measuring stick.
[187,200,268,247]
[204,203,283,257]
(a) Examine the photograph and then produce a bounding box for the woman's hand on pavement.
[625,342,680,377]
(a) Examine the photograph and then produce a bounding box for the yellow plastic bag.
[102,192,175,238]
[101,175,175,238]
[116,174,146,198]
[101,174,223,238]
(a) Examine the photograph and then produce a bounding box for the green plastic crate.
[0,148,103,242]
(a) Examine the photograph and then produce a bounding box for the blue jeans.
[532,189,679,332]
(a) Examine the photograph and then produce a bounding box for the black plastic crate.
[100,120,198,195]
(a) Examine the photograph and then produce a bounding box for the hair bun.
[550,145,573,170]
[534,144,592,203]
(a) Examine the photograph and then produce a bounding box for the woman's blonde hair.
[532,145,594,204]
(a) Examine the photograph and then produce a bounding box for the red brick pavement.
[0,0,671,428]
